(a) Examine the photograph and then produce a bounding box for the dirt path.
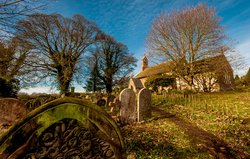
[152,107,249,159]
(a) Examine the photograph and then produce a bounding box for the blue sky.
[21,0,250,93]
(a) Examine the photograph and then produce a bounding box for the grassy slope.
[123,91,250,158]
[123,119,212,159]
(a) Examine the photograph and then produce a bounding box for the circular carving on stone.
[18,118,116,159]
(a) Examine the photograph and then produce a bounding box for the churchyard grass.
[123,90,249,158]
[152,90,250,154]
[123,119,212,158]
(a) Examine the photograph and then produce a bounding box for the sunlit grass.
[123,119,212,158]
[152,91,250,153]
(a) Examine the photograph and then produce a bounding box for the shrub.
[144,75,175,92]
[0,77,20,98]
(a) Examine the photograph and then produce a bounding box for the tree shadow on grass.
[125,139,209,159]
[152,107,248,159]
[122,120,210,159]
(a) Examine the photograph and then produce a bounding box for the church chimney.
[141,55,148,71]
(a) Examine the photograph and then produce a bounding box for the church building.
[134,54,235,92]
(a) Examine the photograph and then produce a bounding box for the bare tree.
[16,13,99,93]
[0,0,49,36]
[87,33,137,93]
[147,4,229,89]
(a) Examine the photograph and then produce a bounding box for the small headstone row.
[70,85,151,125]
[84,93,114,108]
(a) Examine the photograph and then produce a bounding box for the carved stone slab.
[119,88,136,124]
[137,88,152,122]
[0,97,124,159]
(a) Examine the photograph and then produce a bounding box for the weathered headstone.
[85,95,90,100]
[137,88,152,122]
[96,99,106,107]
[119,88,136,124]
[107,94,116,106]
[128,78,144,93]
[109,98,121,115]
[97,93,104,99]
[91,95,97,103]
[0,97,124,158]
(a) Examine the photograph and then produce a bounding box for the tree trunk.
[57,67,71,94]
[105,83,112,93]
[58,79,71,94]
[105,77,113,93]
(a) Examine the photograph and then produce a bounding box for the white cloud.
[234,39,250,75]
[73,84,85,92]
[19,87,58,95]
[236,39,250,62]
[19,85,85,95]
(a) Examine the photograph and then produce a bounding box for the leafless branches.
[0,0,48,36]
[86,33,137,93]
[147,4,229,89]
[16,13,99,93]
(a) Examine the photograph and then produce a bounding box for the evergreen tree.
[234,74,241,86]
[235,75,240,81]
[84,61,103,92]
[242,68,250,86]
[144,75,175,93]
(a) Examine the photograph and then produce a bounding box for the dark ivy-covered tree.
[86,33,137,93]
[0,77,20,98]
[0,39,31,97]
[0,40,29,79]
[16,13,99,93]
[144,75,175,92]
[234,74,242,87]
[242,68,250,86]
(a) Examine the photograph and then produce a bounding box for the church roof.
[135,54,230,79]
[135,62,172,79]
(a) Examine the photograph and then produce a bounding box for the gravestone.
[0,97,124,158]
[109,98,121,116]
[128,78,144,93]
[137,88,152,122]
[96,99,106,107]
[95,93,104,100]
[90,95,98,103]
[119,88,136,124]
[107,94,116,106]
